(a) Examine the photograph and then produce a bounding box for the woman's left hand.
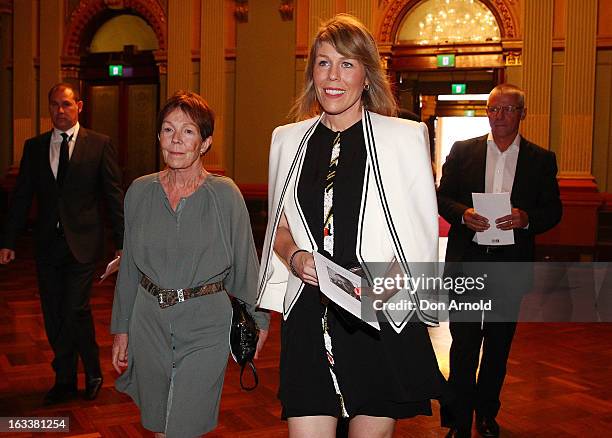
[254,329,269,360]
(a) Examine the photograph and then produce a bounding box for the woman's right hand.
[112,333,129,374]
[292,251,318,286]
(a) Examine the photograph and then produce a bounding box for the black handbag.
[229,296,259,391]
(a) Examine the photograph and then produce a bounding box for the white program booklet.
[313,252,380,330]
[472,192,515,246]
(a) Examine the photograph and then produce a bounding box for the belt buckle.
[177,289,185,302]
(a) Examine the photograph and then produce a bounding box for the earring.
[199,149,205,156]
[364,84,370,91]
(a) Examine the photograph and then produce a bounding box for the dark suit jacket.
[437,134,562,262]
[2,128,124,263]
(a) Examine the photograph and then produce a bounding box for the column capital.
[279,0,294,21]
[235,0,248,23]
[154,51,167,75]
[60,55,82,79]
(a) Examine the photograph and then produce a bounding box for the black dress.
[279,120,446,419]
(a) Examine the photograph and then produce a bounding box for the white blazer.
[256,109,439,328]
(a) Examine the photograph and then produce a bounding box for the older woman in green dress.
[111,91,269,437]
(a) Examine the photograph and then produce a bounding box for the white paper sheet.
[472,192,514,246]
[313,252,380,330]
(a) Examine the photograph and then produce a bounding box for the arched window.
[90,15,158,53]
[396,0,501,45]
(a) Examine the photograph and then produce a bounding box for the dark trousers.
[35,234,100,385]
[442,243,526,432]
[447,319,517,431]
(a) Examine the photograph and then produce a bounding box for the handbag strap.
[239,361,258,391]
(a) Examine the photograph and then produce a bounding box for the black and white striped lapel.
[257,116,321,304]
[362,111,438,328]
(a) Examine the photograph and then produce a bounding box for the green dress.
[111,173,269,437]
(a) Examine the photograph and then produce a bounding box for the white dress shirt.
[485,132,520,194]
[468,132,522,241]
[49,122,80,179]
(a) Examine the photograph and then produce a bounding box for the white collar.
[487,131,520,153]
[52,121,80,142]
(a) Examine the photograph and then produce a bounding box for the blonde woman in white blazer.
[257,15,447,438]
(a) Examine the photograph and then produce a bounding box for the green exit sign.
[465,110,475,117]
[437,54,455,67]
[109,64,123,77]
[452,83,467,94]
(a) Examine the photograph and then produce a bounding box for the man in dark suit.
[438,84,562,437]
[0,83,124,404]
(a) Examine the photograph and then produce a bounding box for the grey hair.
[488,83,525,108]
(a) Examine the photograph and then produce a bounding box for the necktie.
[57,133,70,187]
[321,131,349,417]
[323,131,341,256]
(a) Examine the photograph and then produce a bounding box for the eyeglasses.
[486,105,523,114]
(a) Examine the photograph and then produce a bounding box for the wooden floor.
[1,237,611,437]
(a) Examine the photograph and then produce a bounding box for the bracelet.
[288,249,309,277]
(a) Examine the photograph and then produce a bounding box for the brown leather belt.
[140,275,224,309]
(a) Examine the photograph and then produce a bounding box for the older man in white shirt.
[437,84,562,438]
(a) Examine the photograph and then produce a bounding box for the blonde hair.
[290,14,398,121]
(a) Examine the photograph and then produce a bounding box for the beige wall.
[233,0,296,184]
[166,0,194,96]
[2,0,612,195]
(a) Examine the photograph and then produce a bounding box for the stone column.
[559,0,597,178]
[12,0,37,163]
[550,0,602,251]
[520,0,553,149]
[309,1,371,37]
[38,0,63,133]
[200,0,225,171]
[309,0,336,41]
[167,0,193,97]
[346,0,372,29]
